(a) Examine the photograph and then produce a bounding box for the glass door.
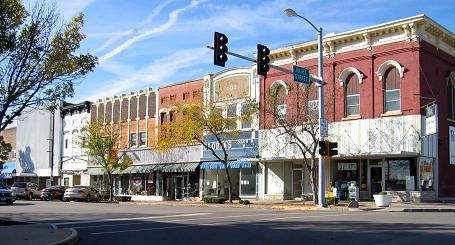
[369,166,383,197]
[292,169,303,199]
[175,176,183,200]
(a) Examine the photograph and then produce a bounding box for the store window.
[385,159,416,191]
[240,165,257,196]
[203,169,240,198]
[419,157,434,191]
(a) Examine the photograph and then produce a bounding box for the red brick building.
[259,15,455,201]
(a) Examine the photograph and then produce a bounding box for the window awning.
[161,162,200,172]
[200,161,254,169]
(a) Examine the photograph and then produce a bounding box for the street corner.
[0,223,78,245]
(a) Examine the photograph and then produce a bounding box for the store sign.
[202,131,258,161]
[425,104,437,135]
[132,177,142,188]
[450,126,455,165]
[337,162,357,171]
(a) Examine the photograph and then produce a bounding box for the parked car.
[0,184,15,205]
[40,185,67,201]
[64,186,100,202]
[11,182,41,200]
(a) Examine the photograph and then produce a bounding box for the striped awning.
[200,161,253,169]
[161,162,200,172]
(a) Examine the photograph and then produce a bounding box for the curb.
[49,228,79,245]
[402,208,455,212]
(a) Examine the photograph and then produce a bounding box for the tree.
[158,101,256,203]
[262,82,324,205]
[0,136,12,167]
[0,0,97,133]
[80,122,132,201]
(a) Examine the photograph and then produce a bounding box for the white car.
[64,186,101,202]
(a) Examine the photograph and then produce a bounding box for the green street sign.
[293,65,310,84]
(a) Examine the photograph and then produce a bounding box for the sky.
[42,0,455,102]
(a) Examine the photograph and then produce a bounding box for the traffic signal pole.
[207,45,294,75]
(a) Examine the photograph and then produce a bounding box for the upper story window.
[183,92,190,100]
[160,112,167,126]
[130,133,137,148]
[307,84,319,119]
[193,90,202,100]
[169,111,176,122]
[170,95,177,102]
[384,67,401,113]
[226,104,237,130]
[275,85,287,124]
[139,132,146,147]
[345,73,360,116]
[447,72,455,119]
[160,96,169,105]
[241,102,252,129]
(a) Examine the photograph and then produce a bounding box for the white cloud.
[92,0,174,54]
[98,0,203,63]
[84,47,211,101]
[55,0,95,20]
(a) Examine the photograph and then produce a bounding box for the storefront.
[201,131,259,200]
[331,156,434,201]
[0,162,16,186]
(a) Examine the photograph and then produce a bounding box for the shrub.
[239,199,244,204]
[203,197,226,204]
[242,200,251,205]
[114,195,131,202]
[326,197,339,205]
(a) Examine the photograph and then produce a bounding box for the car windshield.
[49,186,63,189]
[12,182,26,188]
[0,184,6,189]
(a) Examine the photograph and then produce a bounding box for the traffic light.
[318,140,328,156]
[214,32,228,67]
[257,44,270,76]
[328,141,338,157]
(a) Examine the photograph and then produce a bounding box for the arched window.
[345,73,360,116]
[71,129,79,155]
[384,67,401,112]
[307,83,319,119]
[275,85,287,122]
[447,72,455,119]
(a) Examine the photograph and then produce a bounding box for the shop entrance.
[368,165,384,197]
[292,169,303,199]
[175,174,188,200]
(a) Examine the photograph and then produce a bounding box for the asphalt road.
[2,200,455,245]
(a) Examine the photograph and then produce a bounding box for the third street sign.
[293,65,310,84]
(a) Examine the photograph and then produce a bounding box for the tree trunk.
[310,158,318,205]
[223,160,233,203]
[107,172,113,201]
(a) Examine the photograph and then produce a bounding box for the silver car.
[11,182,41,200]
[64,186,100,202]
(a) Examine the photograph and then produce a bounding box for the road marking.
[73,212,318,229]
[87,212,384,235]
[50,213,211,227]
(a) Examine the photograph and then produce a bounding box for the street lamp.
[284,8,326,207]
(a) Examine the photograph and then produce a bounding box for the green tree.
[0,136,12,168]
[0,0,97,133]
[158,100,256,203]
[80,122,132,201]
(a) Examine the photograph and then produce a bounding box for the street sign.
[320,118,328,138]
[293,65,310,84]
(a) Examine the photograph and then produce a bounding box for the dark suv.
[11,182,41,200]
[0,184,15,205]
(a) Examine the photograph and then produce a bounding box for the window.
[419,158,434,191]
[448,73,455,119]
[139,132,146,147]
[193,90,202,100]
[169,111,176,122]
[384,67,400,112]
[183,92,190,100]
[170,95,177,102]
[241,102,252,129]
[345,73,360,116]
[130,133,137,147]
[160,112,167,125]
[275,85,287,124]
[65,139,68,149]
[64,178,69,187]
[385,159,416,191]
[160,96,168,104]
[227,104,237,130]
[307,84,319,119]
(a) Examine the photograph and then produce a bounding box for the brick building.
[0,127,17,185]
[259,14,455,201]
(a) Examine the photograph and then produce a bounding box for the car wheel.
[65,198,70,202]
[86,195,91,202]
[6,201,13,205]
[28,193,33,201]
[60,196,64,201]
[41,197,44,201]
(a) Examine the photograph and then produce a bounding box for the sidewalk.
[0,221,78,245]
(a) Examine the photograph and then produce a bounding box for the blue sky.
[47,0,455,102]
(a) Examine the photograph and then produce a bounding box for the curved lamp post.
[284,8,326,207]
